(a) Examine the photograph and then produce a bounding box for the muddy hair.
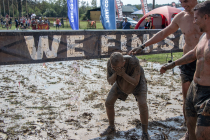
[193,1,210,18]
[110,52,124,66]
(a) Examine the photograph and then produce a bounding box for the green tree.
[60,0,67,17]
[79,0,86,15]
[17,0,22,17]
[91,0,97,9]
[43,8,57,17]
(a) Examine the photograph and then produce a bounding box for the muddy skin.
[0,59,186,139]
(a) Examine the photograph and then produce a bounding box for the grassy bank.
[0,20,104,30]
[136,52,183,64]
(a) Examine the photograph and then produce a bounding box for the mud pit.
[0,59,186,140]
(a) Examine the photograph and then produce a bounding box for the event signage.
[0,30,184,65]
[140,0,149,15]
[67,0,79,30]
[100,0,116,29]
[37,24,49,30]
[115,0,123,20]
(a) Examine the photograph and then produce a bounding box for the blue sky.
[85,0,180,6]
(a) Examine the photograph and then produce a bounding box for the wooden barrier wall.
[0,29,184,65]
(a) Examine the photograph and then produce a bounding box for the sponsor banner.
[37,24,49,30]
[100,0,116,29]
[67,0,79,30]
[140,0,149,15]
[0,30,184,65]
[115,0,123,20]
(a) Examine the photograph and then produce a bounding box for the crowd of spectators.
[1,13,51,30]
[1,15,12,30]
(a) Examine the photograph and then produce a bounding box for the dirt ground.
[0,58,187,140]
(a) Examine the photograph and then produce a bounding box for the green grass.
[0,21,104,30]
[136,52,183,64]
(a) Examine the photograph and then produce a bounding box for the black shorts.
[185,81,210,126]
[56,24,59,28]
[108,81,147,102]
[179,60,196,83]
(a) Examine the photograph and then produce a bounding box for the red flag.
[115,0,123,20]
[140,0,148,15]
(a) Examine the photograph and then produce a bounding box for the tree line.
[0,0,97,18]
[0,0,207,19]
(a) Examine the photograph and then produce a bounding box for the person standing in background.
[56,17,60,30]
[122,17,131,29]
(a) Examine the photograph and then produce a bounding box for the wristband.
[141,44,146,49]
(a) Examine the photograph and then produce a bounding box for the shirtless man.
[160,2,210,139]
[100,52,149,140]
[129,0,202,139]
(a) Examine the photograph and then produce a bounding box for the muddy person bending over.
[100,52,149,139]
[160,1,210,139]
[129,0,202,139]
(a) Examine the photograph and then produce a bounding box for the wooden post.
[66,17,68,28]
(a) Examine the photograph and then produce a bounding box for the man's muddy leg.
[136,94,148,133]
[196,126,210,140]
[105,89,119,126]
[186,116,197,140]
[182,81,191,123]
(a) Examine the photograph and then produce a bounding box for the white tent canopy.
[131,10,143,15]
[177,7,184,11]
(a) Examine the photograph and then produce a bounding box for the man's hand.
[160,62,176,74]
[128,45,144,55]
[200,100,210,116]
[115,67,125,77]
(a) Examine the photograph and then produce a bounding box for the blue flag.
[67,0,79,30]
[100,0,116,29]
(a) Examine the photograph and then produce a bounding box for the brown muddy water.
[0,58,186,140]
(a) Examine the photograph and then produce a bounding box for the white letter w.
[24,35,61,60]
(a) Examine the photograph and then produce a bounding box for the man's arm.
[160,47,197,74]
[107,61,117,85]
[122,73,140,86]
[107,73,117,85]
[175,48,197,66]
[116,67,140,86]
[129,13,181,55]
